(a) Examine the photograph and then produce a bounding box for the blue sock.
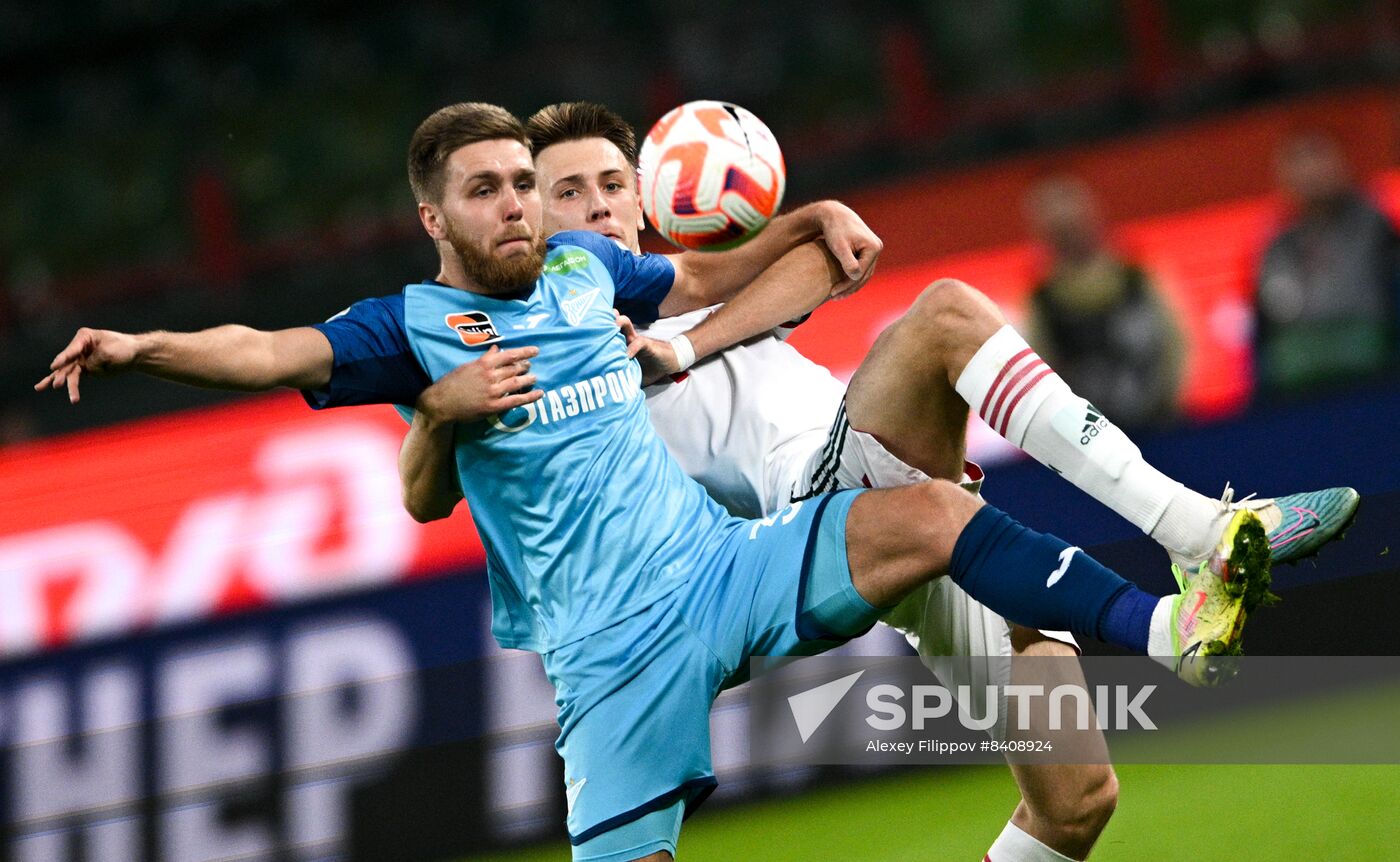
[1098,586,1159,654]
[949,504,1158,653]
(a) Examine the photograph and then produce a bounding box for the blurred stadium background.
[2,1,1399,860]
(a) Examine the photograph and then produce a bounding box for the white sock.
[954,325,1217,559]
[1147,593,1177,659]
[985,820,1076,862]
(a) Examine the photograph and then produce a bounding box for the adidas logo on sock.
[1079,403,1109,446]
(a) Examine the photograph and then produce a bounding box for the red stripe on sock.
[986,357,1045,432]
[997,367,1055,436]
[978,347,1034,421]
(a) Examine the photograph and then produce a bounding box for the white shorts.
[783,400,1077,684]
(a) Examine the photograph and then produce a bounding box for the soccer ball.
[638,100,786,252]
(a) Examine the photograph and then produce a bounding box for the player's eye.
[473,185,494,198]
[559,188,578,199]
[516,178,536,193]
[605,182,623,193]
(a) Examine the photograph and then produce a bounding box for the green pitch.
[465,684,1400,861]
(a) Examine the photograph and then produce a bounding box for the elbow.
[403,493,455,524]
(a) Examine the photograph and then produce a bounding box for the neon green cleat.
[1157,509,1273,687]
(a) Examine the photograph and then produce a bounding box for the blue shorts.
[543,489,879,858]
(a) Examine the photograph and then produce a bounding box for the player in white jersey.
[519,101,1360,862]
[639,306,846,517]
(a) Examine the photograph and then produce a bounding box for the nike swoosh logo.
[1046,546,1080,588]
[1183,591,1208,631]
[1269,506,1320,549]
[1176,638,1204,670]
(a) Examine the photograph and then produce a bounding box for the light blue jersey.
[308,231,742,651]
[306,229,883,852]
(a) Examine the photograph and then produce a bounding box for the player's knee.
[911,278,1003,344]
[906,479,983,563]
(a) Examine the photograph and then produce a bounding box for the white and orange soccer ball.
[638,100,786,251]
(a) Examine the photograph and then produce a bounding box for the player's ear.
[419,201,447,240]
[634,196,645,233]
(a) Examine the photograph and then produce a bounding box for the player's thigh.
[844,480,983,609]
[842,283,999,480]
[544,600,723,850]
[699,492,885,679]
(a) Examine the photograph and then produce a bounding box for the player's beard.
[446,222,547,295]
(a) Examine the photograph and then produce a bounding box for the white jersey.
[639,308,1078,674]
[639,308,845,519]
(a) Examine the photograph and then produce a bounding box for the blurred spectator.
[1022,176,1184,431]
[1255,132,1399,395]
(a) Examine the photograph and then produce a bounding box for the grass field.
[466,684,1400,861]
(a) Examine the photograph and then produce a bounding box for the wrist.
[669,333,697,372]
[787,203,824,240]
[415,386,452,428]
[808,200,842,232]
[129,331,160,370]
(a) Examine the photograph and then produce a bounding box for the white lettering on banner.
[482,603,567,841]
[2,615,417,862]
[11,663,142,862]
[244,427,417,599]
[0,524,146,653]
[160,638,276,862]
[0,422,419,658]
[284,618,418,859]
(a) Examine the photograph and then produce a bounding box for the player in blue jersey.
[43,102,1284,862]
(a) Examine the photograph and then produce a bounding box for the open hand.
[34,328,141,404]
[417,345,542,424]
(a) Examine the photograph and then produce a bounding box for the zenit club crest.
[446,311,501,347]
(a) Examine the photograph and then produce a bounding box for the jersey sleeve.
[551,230,675,325]
[301,294,431,409]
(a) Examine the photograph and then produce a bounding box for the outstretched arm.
[34,325,333,403]
[658,200,882,316]
[398,345,540,523]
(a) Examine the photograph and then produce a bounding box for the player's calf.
[844,483,1273,677]
[847,482,1130,638]
[1000,766,1118,861]
[998,631,1117,859]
